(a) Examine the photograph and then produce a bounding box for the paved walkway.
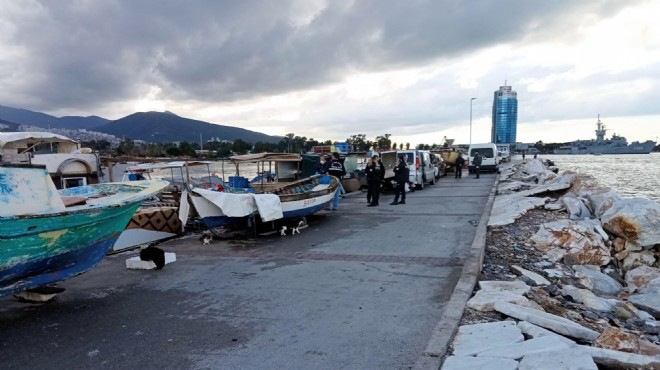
[0,173,497,370]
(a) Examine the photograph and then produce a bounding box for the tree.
[231,139,252,155]
[116,138,136,156]
[391,142,397,151]
[405,143,410,150]
[375,134,392,150]
[347,134,369,152]
[178,141,196,157]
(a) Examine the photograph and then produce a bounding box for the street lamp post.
[470,98,477,145]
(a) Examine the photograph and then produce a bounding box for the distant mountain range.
[0,105,282,144]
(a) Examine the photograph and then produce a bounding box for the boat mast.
[595,114,607,141]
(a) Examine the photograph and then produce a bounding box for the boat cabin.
[0,132,101,189]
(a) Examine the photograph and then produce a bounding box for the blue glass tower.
[491,85,518,144]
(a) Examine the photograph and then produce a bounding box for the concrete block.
[126,253,176,270]
[451,321,523,357]
[517,321,576,346]
[518,349,597,370]
[494,302,599,342]
[476,335,571,359]
[441,356,518,370]
[478,280,530,295]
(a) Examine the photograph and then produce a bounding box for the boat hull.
[190,175,339,234]
[194,190,335,230]
[0,202,142,296]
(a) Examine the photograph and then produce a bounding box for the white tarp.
[192,188,283,222]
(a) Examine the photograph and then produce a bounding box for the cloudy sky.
[1,0,659,146]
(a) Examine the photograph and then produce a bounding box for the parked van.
[379,150,436,189]
[396,150,436,189]
[497,144,511,163]
[467,143,500,173]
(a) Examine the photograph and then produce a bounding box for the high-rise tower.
[491,84,518,144]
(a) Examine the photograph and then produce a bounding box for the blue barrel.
[229,176,249,188]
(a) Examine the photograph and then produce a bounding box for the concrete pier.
[0,173,497,369]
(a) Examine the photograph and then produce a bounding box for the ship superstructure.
[554,116,656,155]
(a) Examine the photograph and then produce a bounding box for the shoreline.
[440,158,660,369]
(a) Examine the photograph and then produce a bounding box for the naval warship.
[553,116,656,155]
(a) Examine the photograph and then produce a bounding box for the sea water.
[543,153,660,202]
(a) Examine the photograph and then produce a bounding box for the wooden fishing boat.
[189,174,340,235]
[111,161,212,251]
[0,163,168,297]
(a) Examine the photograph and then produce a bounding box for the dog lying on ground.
[280,219,306,236]
[139,246,166,269]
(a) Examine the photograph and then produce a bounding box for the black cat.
[139,246,166,270]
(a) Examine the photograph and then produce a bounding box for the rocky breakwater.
[442,158,660,370]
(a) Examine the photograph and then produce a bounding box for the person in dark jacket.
[472,151,482,179]
[365,154,384,206]
[391,155,409,205]
[325,152,346,210]
[454,152,465,179]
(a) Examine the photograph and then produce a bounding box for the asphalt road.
[0,173,496,370]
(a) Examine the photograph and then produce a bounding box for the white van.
[497,144,511,163]
[397,150,436,189]
[468,143,500,173]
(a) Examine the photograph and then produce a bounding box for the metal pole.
[470,97,476,145]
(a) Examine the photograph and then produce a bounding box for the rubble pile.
[444,158,660,370]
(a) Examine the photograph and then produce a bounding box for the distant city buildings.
[491,84,518,144]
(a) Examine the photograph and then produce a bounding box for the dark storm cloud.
[0,0,639,113]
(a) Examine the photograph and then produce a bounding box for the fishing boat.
[189,174,340,235]
[0,163,168,297]
[111,160,213,251]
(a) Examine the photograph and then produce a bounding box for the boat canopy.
[229,153,301,163]
[0,132,78,149]
[126,161,213,172]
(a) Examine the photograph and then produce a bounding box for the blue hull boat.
[0,164,168,297]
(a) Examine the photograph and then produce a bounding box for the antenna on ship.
[595,114,607,141]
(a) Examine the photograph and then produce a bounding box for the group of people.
[364,154,409,206]
[318,152,411,209]
[453,151,481,179]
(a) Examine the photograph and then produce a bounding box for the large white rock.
[578,345,660,369]
[489,193,548,227]
[561,285,617,312]
[601,197,660,249]
[585,189,622,218]
[511,265,551,286]
[622,251,657,271]
[476,335,571,359]
[441,356,519,370]
[494,302,600,341]
[467,290,534,312]
[629,293,660,319]
[518,348,598,370]
[572,265,622,297]
[478,280,531,295]
[531,219,611,266]
[451,321,524,356]
[517,321,576,345]
[625,265,660,294]
[562,196,593,221]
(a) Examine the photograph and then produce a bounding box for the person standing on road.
[325,152,346,210]
[365,154,384,206]
[391,155,409,205]
[472,151,482,179]
[454,152,465,179]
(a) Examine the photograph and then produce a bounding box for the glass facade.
[491,86,518,144]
